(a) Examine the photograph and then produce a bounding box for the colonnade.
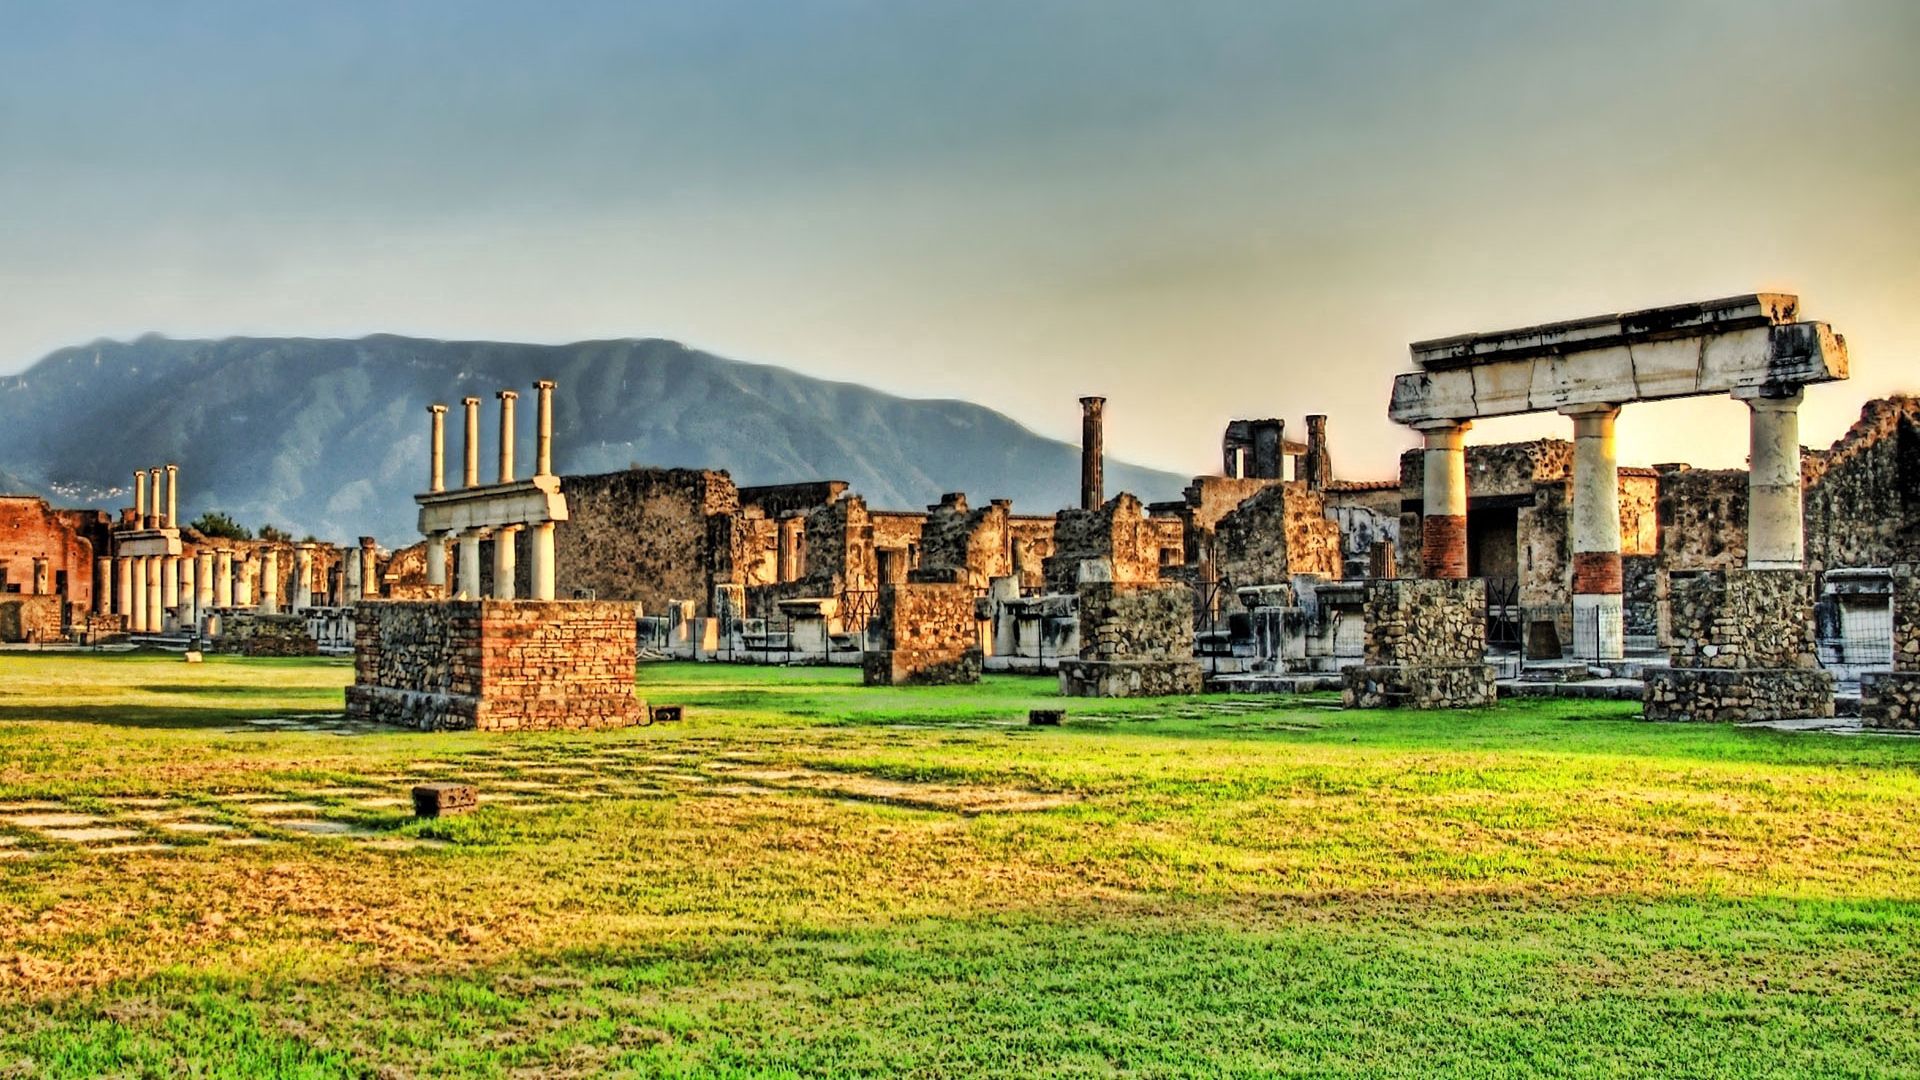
[420,379,561,601]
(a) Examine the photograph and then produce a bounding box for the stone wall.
[912,494,1012,588]
[1802,396,1920,573]
[1657,466,1748,572]
[212,612,320,656]
[557,467,738,612]
[347,600,642,731]
[1862,562,1920,728]
[0,594,63,644]
[1214,482,1343,589]
[0,495,96,613]
[1341,579,1495,709]
[862,582,981,685]
[1044,493,1162,594]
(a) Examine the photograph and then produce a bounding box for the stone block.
[412,782,478,817]
[1029,709,1065,726]
[864,582,981,686]
[1643,667,1835,722]
[1059,658,1204,698]
[864,648,983,687]
[649,704,684,724]
[1861,671,1920,729]
[1341,663,1497,709]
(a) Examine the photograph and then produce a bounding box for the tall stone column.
[492,526,519,600]
[179,556,197,632]
[530,521,557,601]
[427,403,448,493]
[236,556,255,608]
[534,380,556,477]
[144,553,164,630]
[359,537,380,599]
[149,470,163,531]
[30,557,49,596]
[425,532,448,594]
[1565,404,1623,660]
[462,396,482,489]
[259,549,280,614]
[293,546,314,611]
[456,530,484,600]
[133,470,147,526]
[165,464,179,528]
[1303,415,1333,491]
[497,389,518,484]
[1417,420,1471,580]
[115,557,133,619]
[1742,388,1806,570]
[161,555,180,621]
[215,549,234,608]
[96,557,112,614]
[344,548,363,604]
[1079,396,1105,511]
[196,551,215,615]
[131,556,148,633]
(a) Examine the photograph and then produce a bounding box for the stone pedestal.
[1644,568,1833,722]
[1059,580,1202,698]
[346,600,643,731]
[863,582,982,686]
[1340,578,1496,709]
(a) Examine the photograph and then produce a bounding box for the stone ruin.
[862,581,983,686]
[1059,565,1202,698]
[345,380,645,731]
[1340,579,1497,709]
[1862,564,1920,728]
[1644,569,1832,722]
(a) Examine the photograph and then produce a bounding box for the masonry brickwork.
[1058,580,1203,697]
[347,600,643,731]
[862,582,982,686]
[1645,569,1834,721]
[213,612,321,657]
[1862,562,1920,728]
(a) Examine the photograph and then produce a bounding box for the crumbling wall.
[213,612,320,657]
[346,600,643,731]
[862,582,981,685]
[1341,579,1496,709]
[1323,482,1400,579]
[1059,580,1203,697]
[1803,396,1920,573]
[0,595,63,644]
[557,467,737,612]
[1863,562,1920,728]
[1008,517,1055,591]
[0,495,95,613]
[1645,569,1832,722]
[1657,466,1748,572]
[1214,482,1342,587]
[1044,493,1160,594]
[911,495,1012,587]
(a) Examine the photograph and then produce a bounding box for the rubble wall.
[0,595,63,644]
[863,582,981,685]
[1215,482,1343,588]
[557,468,737,611]
[1863,562,1920,728]
[1802,396,1920,573]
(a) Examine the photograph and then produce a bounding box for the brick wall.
[347,600,643,731]
[0,595,63,643]
[0,496,96,613]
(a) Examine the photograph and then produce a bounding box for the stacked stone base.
[863,648,983,687]
[1341,663,1497,709]
[347,599,643,732]
[1059,658,1203,698]
[1643,668,1834,722]
[1861,672,1920,729]
[215,612,320,657]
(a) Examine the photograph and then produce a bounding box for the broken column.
[215,549,234,608]
[425,532,449,595]
[457,529,483,600]
[293,545,314,611]
[1565,404,1623,660]
[1417,420,1470,579]
[1080,396,1105,511]
[530,522,556,601]
[131,556,148,632]
[359,537,380,599]
[1302,415,1333,491]
[196,550,215,616]
[95,557,112,614]
[344,547,363,604]
[1645,570,1833,721]
[30,557,49,596]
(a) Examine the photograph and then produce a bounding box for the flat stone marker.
[1029,709,1065,726]
[412,782,478,818]
[650,705,685,724]
[183,651,204,664]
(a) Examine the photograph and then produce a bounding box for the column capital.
[428,402,448,415]
[1411,418,1472,435]
[532,379,556,391]
[1735,385,1806,409]
[496,388,519,401]
[1558,402,1621,419]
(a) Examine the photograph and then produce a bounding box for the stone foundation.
[1059,658,1203,698]
[862,582,981,686]
[1645,667,1835,723]
[346,600,642,731]
[1647,568,1832,721]
[213,612,320,657]
[1342,663,1497,710]
[1862,672,1920,729]
[1060,580,1202,698]
[1343,578,1495,709]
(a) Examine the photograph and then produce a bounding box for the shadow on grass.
[0,702,344,730]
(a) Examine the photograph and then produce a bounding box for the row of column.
[428,380,557,493]
[130,465,181,530]
[96,544,385,633]
[1417,388,1808,661]
[423,523,557,602]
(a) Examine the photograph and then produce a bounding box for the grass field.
[2,652,1919,1078]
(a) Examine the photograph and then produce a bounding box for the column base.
[1341,663,1497,710]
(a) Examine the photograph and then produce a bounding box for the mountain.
[0,334,1188,543]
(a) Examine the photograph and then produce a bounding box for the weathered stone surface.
[1060,658,1204,698]
[1645,667,1835,723]
[411,782,478,817]
[1662,569,1819,670]
[1028,709,1064,726]
[1060,580,1202,698]
[1043,493,1167,595]
[1343,579,1496,709]
[346,600,643,731]
[1862,671,1920,729]
[1213,482,1341,588]
[214,612,321,657]
[863,582,981,686]
[0,595,63,644]
[1802,397,1920,573]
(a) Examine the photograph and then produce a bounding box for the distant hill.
[0,334,1188,543]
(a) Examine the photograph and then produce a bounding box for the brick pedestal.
[347,599,642,731]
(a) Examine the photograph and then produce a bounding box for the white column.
[215,550,234,608]
[1416,420,1471,579]
[165,464,179,528]
[492,526,519,600]
[236,556,255,608]
[149,470,163,531]
[1565,404,1623,661]
[496,389,518,484]
[344,548,363,604]
[427,404,448,493]
[145,555,163,632]
[259,549,279,614]
[1742,388,1806,570]
[293,546,314,611]
[462,396,481,488]
[530,521,556,601]
[457,530,484,600]
[533,380,556,477]
[133,470,147,526]
[115,557,133,619]
[177,557,194,630]
[131,557,148,633]
[425,532,448,594]
[196,551,215,613]
[161,556,180,626]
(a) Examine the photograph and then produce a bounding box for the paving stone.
[160,821,231,835]
[96,843,179,855]
[251,802,328,816]
[280,819,374,837]
[6,813,102,829]
[44,826,143,843]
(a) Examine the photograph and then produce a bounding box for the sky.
[2,0,1916,481]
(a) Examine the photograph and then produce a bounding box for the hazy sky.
[2,1,1916,480]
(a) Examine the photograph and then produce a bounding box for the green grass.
[2,652,1919,1077]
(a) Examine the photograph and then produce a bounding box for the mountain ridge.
[0,334,1188,543]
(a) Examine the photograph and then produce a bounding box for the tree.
[188,511,251,541]
[258,523,292,544]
